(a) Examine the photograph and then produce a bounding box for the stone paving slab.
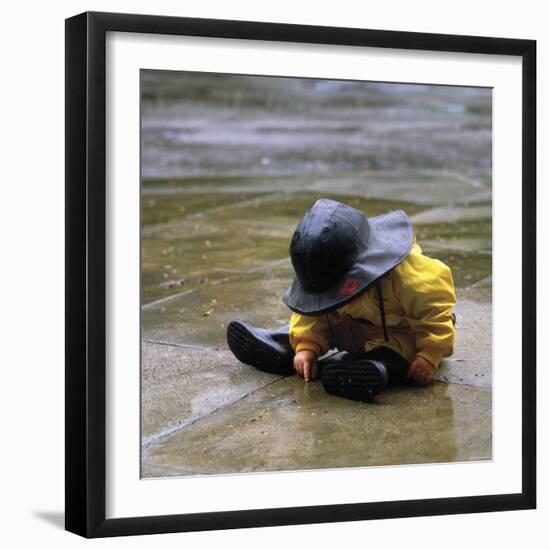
[434,298,492,389]
[143,375,491,477]
[141,341,281,446]
[141,271,292,348]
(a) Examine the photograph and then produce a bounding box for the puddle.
[143,376,491,476]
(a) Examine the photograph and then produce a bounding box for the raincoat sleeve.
[392,244,456,369]
[289,311,331,357]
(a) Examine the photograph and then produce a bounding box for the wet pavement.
[140,72,492,477]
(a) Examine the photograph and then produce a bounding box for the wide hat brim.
[282,209,413,315]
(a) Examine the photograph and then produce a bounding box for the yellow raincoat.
[289,240,456,369]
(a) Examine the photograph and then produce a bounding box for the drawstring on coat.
[325,282,390,352]
[375,281,389,342]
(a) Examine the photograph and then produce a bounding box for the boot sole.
[321,361,387,403]
[227,321,294,375]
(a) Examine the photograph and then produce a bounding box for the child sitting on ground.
[227,198,456,402]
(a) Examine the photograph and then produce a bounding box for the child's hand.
[407,356,436,385]
[294,350,318,382]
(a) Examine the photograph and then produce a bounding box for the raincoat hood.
[282,198,413,315]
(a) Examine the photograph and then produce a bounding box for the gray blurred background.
[142,71,491,182]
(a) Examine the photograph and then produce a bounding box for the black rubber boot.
[226,321,295,375]
[320,355,388,403]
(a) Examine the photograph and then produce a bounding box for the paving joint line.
[143,338,223,352]
[142,377,286,450]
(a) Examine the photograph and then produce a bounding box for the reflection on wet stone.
[140,71,492,477]
[144,377,491,476]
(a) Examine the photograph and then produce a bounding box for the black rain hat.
[282,198,413,315]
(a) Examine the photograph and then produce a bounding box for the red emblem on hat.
[340,278,361,296]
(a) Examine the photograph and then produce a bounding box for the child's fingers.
[407,361,419,379]
[408,360,424,383]
[310,362,318,381]
[304,361,311,382]
[416,369,430,385]
[294,358,304,378]
[304,361,318,382]
[412,365,434,385]
[421,363,436,384]
[294,359,317,382]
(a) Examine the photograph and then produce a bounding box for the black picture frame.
[65,11,536,538]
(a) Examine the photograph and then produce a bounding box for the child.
[227,198,456,402]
